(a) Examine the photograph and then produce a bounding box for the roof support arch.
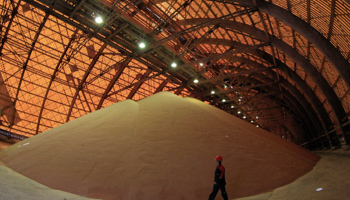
[8,11,50,127]
[234,74,318,142]
[176,19,349,139]
[200,39,333,132]
[227,57,325,135]
[154,78,171,94]
[0,0,21,55]
[217,73,316,143]
[96,57,132,110]
[126,69,152,100]
[212,0,350,89]
[36,29,79,134]
[260,79,317,143]
[66,43,107,122]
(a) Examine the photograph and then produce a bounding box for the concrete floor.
[0,145,350,200]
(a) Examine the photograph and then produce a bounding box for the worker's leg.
[219,184,228,200]
[209,184,219,200]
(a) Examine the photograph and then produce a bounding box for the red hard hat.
[215,155,223,162]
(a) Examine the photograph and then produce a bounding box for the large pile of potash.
[0,91,319,200]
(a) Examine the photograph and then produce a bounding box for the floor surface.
[0,147,349,200]
[236,148,350,200]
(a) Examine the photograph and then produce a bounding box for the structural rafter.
[0,0,350,150]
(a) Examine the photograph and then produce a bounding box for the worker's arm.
[219,166,225,179]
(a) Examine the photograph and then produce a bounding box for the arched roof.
[0,0,350,149]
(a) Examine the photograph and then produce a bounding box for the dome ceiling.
[0,0,350,149]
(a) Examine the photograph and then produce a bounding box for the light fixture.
[171,62,177,68]
[243,116,246,119]
[237,111,241,114]
[251,120,254,123]
[224,85,227,88]
[222,99,226,102]
[194,79,199,84]
[95,16,103,24]
[238,99,241,102]
[199,62,204,66]
[139,42,146,49]
[316,188,323,192]
[256,116,259,119]
[256,125,259,127]
[211,90,215,94]
[231,105,234,108]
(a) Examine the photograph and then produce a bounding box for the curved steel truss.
[1,0,350,149]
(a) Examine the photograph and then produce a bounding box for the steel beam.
[245,68,323,139]
[200,41,332,142]
[69,0,86,18]
[144,7,257,51]
[177,19,347,135]
[66,43,107,122]
[0,0,21,54]
[35,29,79,134]
[22,0,187,90]
[201,39,333,128]
[96,57,132,109]
[9,11,50,126]
[126,69,152,99]
[230,56,325,133]
[215,0,350,90]
[195,67,273,85]
[213,82,276,94]
[154,78,170,94]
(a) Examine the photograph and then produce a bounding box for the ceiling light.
[139,42,146,49]
[316,188,323,192]
[243,116,246,119]
[211,90,215,94]
[238,99,241,102]
[171,62,177,68]
[237,111,241,114]
[231,105,234,108]
[193,79,199,84]
[222,99,226,102]
[256,125,259,127]
[199,62,204,66]
[95,16,103,24]
[256,116,259,119]
[251,120,254,123]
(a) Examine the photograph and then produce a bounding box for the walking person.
[209,155,229,200]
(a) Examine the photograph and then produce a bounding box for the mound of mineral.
[0,91,319,199]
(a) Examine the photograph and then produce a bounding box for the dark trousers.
[209,183,228,200]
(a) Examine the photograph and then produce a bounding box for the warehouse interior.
[1,0,350,199]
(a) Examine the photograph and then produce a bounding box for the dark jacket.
[214,165,226,185]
